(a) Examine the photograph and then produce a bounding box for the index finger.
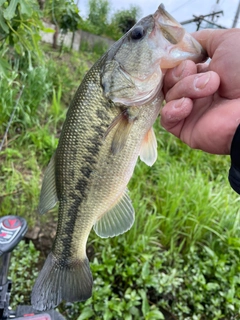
[163,60,197,95]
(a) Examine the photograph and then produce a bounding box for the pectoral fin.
[139,127,158,166]
[38,153,58,214]
[93,189,135,238]
[111,118,133,155]
[105,108,139,155]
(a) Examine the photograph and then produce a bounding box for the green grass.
[128,122,240,254]
[62,123,240,319]
[9,241,40,308]
[0,46,98,223]
[1,44,240,319]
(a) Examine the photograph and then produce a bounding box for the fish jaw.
[101,4,207,107]
[152,4,207,68]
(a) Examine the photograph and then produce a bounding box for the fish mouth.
[152,3,207,67]
[154,4,180,27]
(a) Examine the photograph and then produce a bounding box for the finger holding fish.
[163,60,198,94]
[165,71,220,102]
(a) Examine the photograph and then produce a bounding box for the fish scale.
[54,61,110,253]
[31,3,207,311]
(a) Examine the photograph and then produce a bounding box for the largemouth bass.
[31,4,206,310]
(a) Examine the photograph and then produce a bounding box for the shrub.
[9,241,40,309]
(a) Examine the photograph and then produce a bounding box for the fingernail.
[173,61,186,78]
[173,97,186,109]
[194,73,210,89]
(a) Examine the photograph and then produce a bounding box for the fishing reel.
[0,215,64,320]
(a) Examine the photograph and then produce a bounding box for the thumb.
[192,29,240,99]
[192,29,229,58]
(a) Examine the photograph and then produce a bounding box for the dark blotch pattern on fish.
[59,122,107,260]
[80,166,92,179]
[56,197,83,257]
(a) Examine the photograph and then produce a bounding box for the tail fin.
[31,252,93,311]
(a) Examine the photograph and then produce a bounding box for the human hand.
[161,29,240,155]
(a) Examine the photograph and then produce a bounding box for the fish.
[31,3,206,311]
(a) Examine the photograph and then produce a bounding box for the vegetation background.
[0,0,240,319]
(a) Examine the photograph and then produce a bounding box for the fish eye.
[130,26,145,40]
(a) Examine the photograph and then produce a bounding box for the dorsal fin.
[38,153,58,214]
[93,189,135,238]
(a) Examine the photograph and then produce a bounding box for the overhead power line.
[181,10,226,30]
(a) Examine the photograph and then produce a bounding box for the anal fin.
[93,189,135,238]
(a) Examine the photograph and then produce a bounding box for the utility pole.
[232,0,240,28]
[181,11,225,30]
[211,0,220,21]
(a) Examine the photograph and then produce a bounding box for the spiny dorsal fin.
[139,127,158,166]
[38,153,58,214]
[93,189,135,238]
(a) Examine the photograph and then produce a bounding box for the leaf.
[206,282,220,291]
[31,32,42,58]
[139,290,150,316]
[19,0,32,16]
[141,261,150,279]
[3,0,19,20]
[204,245,216,258]
[77,308,94,320]
[41,27,55,34]
[14,42,23,55]
[146,309,165,320]
[0,11,9,33]
[0,56,10,77]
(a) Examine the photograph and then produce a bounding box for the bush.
[1,33,240,320]
[9,241,40,309]
[60,243,240,319]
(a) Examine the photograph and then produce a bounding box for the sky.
[77,0,240,32]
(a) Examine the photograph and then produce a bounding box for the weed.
[9,241,40,309]
[1,40,240,320]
